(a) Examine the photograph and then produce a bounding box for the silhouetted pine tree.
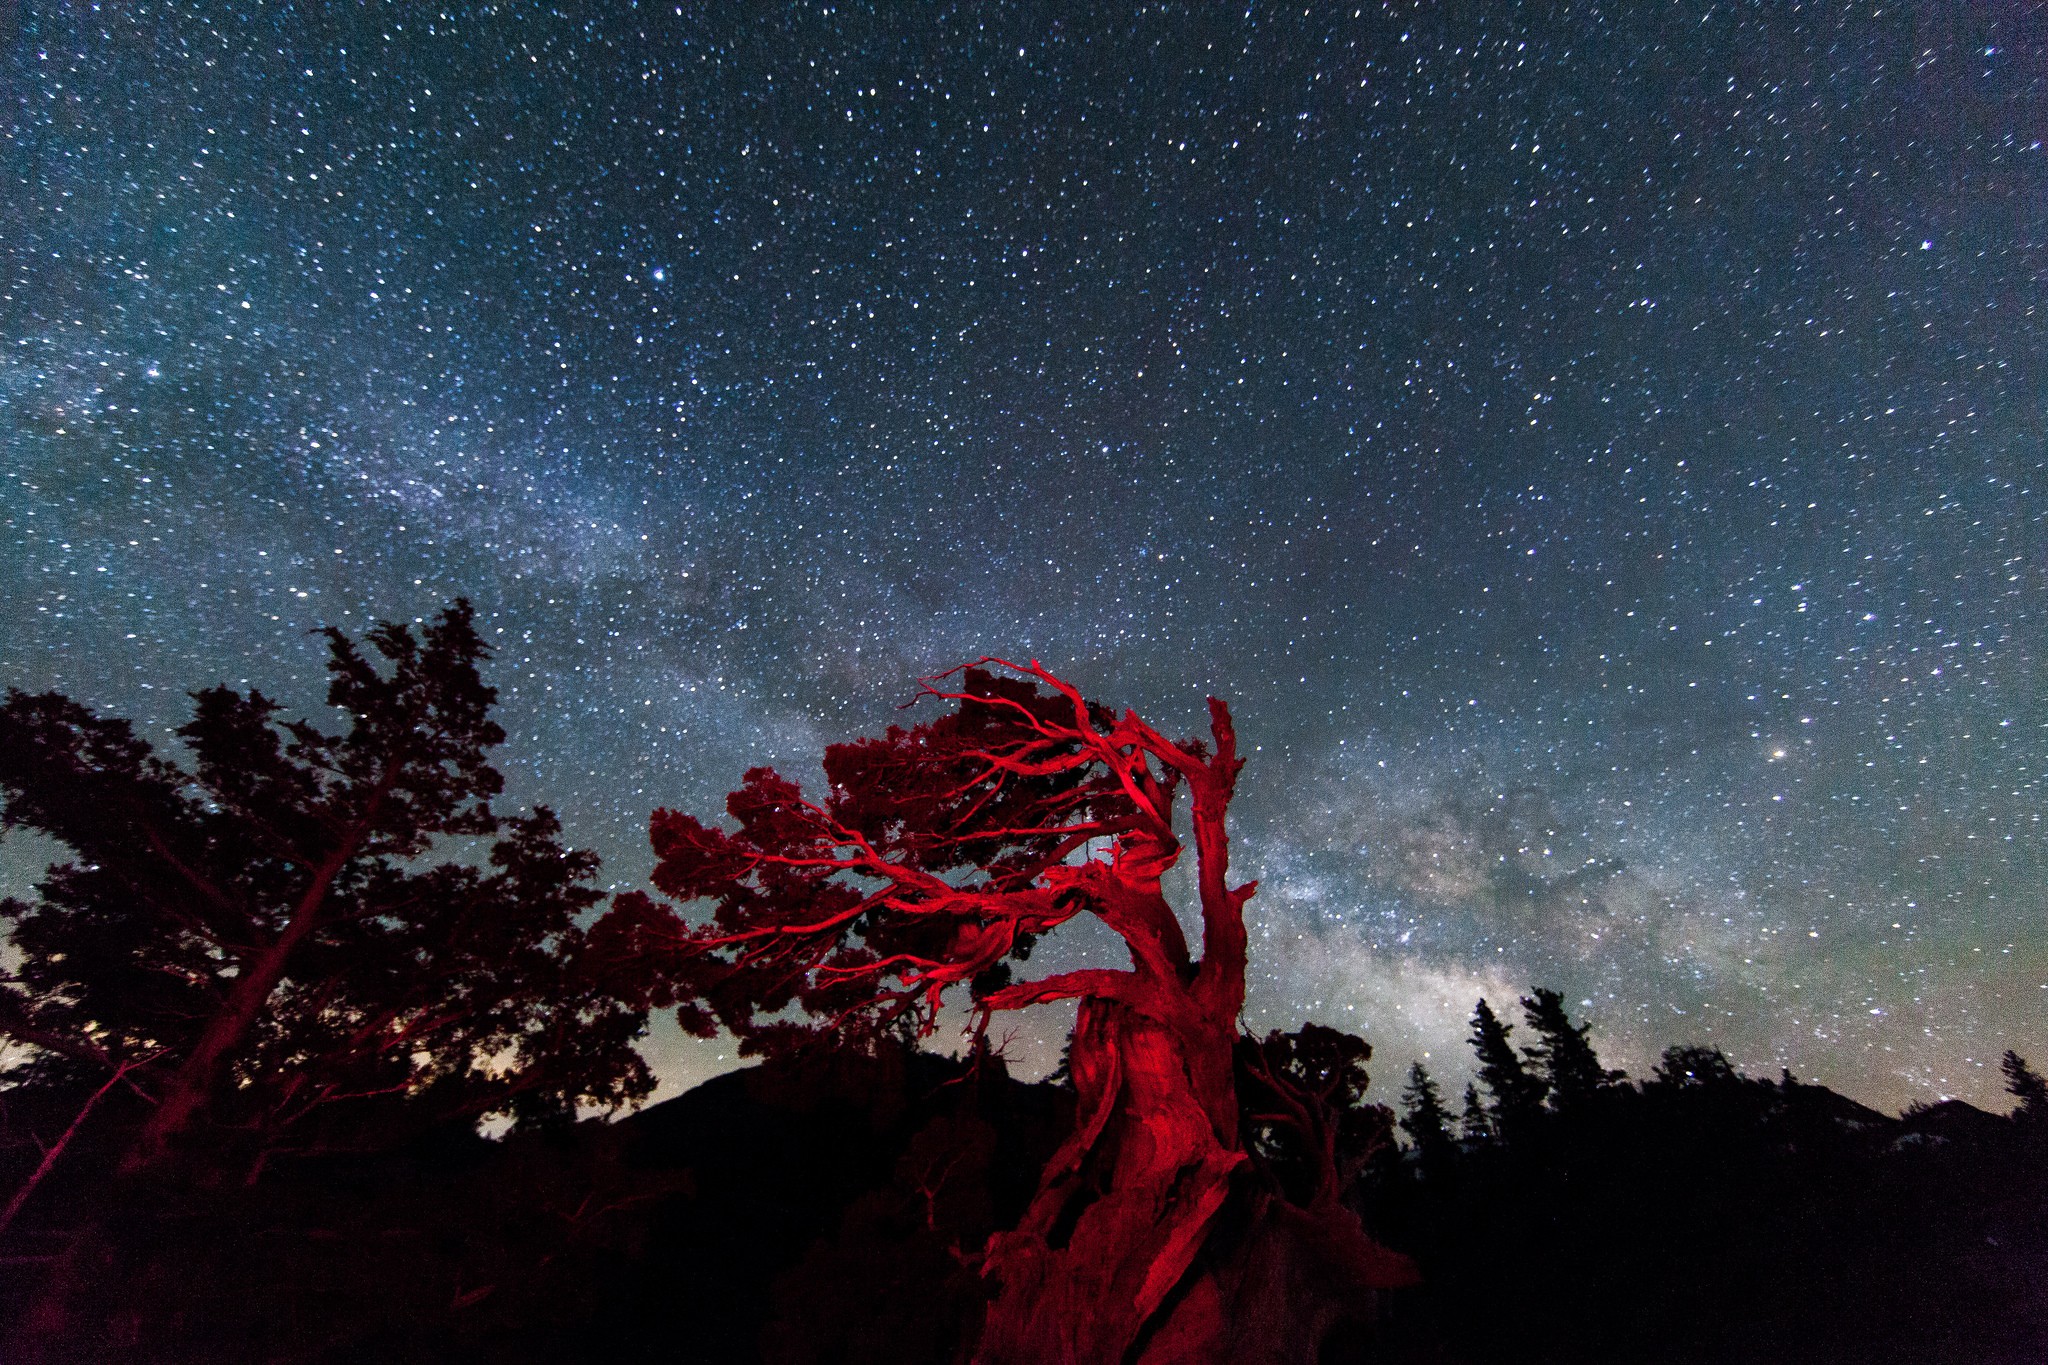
[1469,998,1546,1131]
[2002,1050,2047,1126]
[1459,1083,1494,1144]
[0,601,667,1359]
[1399,1062,1455,1164]
[1519,988,1622,1109]
[0,600,655,1186]
[1651,1044,1742,1089]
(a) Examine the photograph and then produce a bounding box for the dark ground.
[3,1049,2044,1364]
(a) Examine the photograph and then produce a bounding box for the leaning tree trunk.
[10,818,376,1361]
[641,666,1416,1364]
[971,782,1414,1364]
[976,988,1416,1365]
[976,996,1244,1364]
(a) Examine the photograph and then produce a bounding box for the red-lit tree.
[607,660,1414,1364]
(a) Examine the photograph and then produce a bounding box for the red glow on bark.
[626,659,1416,1363]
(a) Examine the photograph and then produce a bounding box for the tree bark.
[976,996,1244,1365]
[977,992,1418,1365]
[651,667,1417,1363]
[13,812,379,1359]
[118,809,373,1177]
[971,737,1414,1363]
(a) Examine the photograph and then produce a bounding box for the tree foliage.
[1469,997,1547,1130]
[0,601,653,1178]
[1518,987,1621,1109]
[2003,1050,2047,1126]
[1398,1061,1455,1164]
[1365,1011,2048,1365]
[1236,1022,1394,1206]
[1459,1083,1494,1143]
[611,658,1415,1364]
[1652,1044,1744,1090]
[597,664,1149,1051]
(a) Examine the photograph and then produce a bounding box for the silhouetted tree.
[0,601,654,1189]
[1236,1022,1395,1208]
[1399,1062,1455,1164]
[1,604,666,1356]
[1519,988,1622,1109]
[1358,1027,2048,1365]
[609,660,1415,1364]
[1459,1083,1494,1144]
[1469,998,1547,1130]
[1045,1032,1077,1090]
[1652,1044,1743,1089]
[2002,1050,2047,1126]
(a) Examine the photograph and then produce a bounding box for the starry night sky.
[4,3,2043,1112]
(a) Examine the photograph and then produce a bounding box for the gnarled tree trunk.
[965,697,1415,1364]
[639,664,1419,1363]
[977,997,1243,1363]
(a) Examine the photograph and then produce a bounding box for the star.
[2,2,2041,1112]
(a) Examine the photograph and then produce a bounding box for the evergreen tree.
[1398,1061,1454,1162]
[1459,1083,1494,1143]
[2002,1050,2047,1125]
[620,660,1417,1365]
[1469,997,1547,1130]
[1652,1045,1742,1089]
[1236,1023,1393,1206]
[1519,987,1622,1109]
[0,601,655,1180]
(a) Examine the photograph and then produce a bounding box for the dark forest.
[2,607,2043,1363]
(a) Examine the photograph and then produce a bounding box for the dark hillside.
[6,1040,2047,1363]
[0,1045,1068,1364]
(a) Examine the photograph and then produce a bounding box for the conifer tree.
[1399,1061,1455,1163]
[617,659,1416,1364]
[1236,1023,1394,1206]
[1653,1044,1741,1089]
[1519,987,1622,1109]
[2,602,666,1357]
[2002,1050,2047,1126]
[0,601,654,1179]
[1459,1083,1494,1143]
[1469,997,1547,1131]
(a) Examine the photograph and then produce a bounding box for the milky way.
[4,4,2043,1111]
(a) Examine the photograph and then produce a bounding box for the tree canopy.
[0,601,654,1178]
[1398,1061,1455,1163]
[607,657,1414,1365]
[2003,1050,2047,1126]
[599,661,1244,1058]
[1518,987,1622,1109]
[1469,997,1547,1131]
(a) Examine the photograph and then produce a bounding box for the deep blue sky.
[4,3,2043,1111]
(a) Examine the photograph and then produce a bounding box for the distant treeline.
[1351,992,2048,1363]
